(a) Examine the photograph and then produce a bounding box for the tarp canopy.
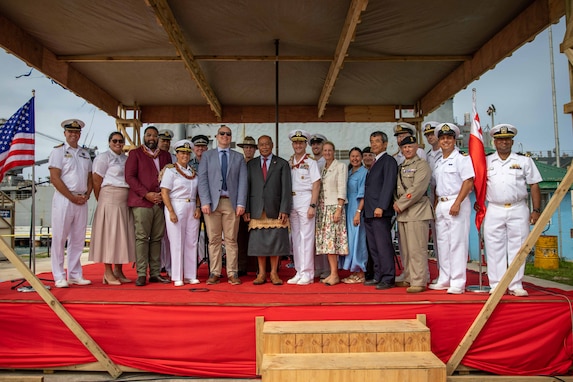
[0,0,565,123]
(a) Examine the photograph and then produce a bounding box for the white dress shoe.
[297,276,313,285]
[287,275,301,285]
[186,279,200,285]
[428,283,449,290]
[68,278,92,285]
[447,286,464,294]
[509,288,528,297]
[55,279,69,288]
[174,280,184,287]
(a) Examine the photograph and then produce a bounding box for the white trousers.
[165,200,200,282]
[483,202,529,291]
[435,197,470,289]
[51,192,88,281]
[161,232,171,274]
[290,192,315,279]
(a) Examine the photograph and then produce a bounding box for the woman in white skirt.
[88,132,135,285]
[160,140,201,287]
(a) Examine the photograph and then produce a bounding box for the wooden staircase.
[256,315,445,381]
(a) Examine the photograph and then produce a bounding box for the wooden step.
[261,352,446,382]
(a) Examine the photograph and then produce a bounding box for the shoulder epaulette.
[486,152,494,156]
[517,152,530,157]
[165,163,175,168]
[459,150,467,155]
[54,143,64,148]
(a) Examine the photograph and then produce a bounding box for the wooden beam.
[445,164,573,375]
[317,0,369,118]
[0,13,120,119]
[420,0,565,115]
[146,0,222,119]
[0,240,122,379]
[57,54,471,63]
[139,104,400,123]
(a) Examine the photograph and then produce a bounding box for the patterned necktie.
[262,156,268,180]
[221,150,228,191]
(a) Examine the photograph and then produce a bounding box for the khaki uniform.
[394,156,434,287]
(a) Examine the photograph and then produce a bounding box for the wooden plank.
[377,333,405,352]
[255,316,264,375]
[264,333,296,354]
[295,333,321,353]
[0,377,43,382]
[349,332,377,352]
[448,377,573,382]
[405,331,431,351]
[446,164,573,375]
[322,333,349,353]
[0,241,122,379]
[263,319,428,334]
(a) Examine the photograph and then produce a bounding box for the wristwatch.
[532,208,541,214]
[309,203,316,208]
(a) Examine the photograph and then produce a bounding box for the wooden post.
[0,240,122,379]
[446,164,573,375]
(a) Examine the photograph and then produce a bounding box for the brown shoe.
[407,286,426,293]
[206,274,220,285]
[253,273,267,285]
[395,281,410,287]
[228,274,242,285]
[270,273,283,286]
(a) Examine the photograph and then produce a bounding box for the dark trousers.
[364,216,395,284]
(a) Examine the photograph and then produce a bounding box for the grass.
[525,259,573,286]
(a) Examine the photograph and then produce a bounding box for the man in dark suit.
[125,126,173,286]
[198,125,248,285]
[363,131,398,290]
[244,135,292,285]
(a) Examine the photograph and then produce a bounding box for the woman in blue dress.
[341,147,368,283]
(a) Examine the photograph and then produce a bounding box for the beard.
[145,140,158,150]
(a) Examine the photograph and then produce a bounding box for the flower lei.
[176,163,196,179]
[142,146,160,159]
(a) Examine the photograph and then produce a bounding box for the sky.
[1,17,572,181]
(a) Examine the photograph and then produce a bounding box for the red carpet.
[0,260,572,377]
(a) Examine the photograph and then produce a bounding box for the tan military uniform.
[394,156,434,287]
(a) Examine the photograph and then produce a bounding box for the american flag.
[0,97,35,182]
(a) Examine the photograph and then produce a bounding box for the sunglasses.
[219,131,232,136]
[111,139,125,144]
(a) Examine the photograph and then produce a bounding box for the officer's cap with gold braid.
[490,124,517,139]
[289,129,311,143]
[393,122,415,136]
[60,119,85,131]
[174,139,194,152]
[435,122,460,139]
[423,121,439,135]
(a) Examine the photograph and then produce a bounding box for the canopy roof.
[0,0,565,124]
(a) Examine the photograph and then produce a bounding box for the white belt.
[172,198,195,203]
[292,191,311,196]
[438,194,458,202]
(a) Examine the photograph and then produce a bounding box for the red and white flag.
[469,89,487,231]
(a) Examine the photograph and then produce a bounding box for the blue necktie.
[221,150,228,191]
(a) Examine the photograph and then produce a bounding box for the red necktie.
[262,157,268,180]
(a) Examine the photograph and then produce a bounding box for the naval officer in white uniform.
[160,140,201,287]
[287,130,321,285]
[481,124,542,297]
[428,123,474,294]
[49,119,93,288]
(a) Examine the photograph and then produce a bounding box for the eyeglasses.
[111,139,125,144]
[219,132,232,136]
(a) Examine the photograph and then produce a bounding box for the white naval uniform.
[432,148,474,289]
[426,147,442,262]
[484,152,542,292]
[48,143,92,282]
[161,153,177,275]
[289,155,321,280]
[160,164,200,283]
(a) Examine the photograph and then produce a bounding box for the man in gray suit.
[244,135,292,285]
[198,125,248,285]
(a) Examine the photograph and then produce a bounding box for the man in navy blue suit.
[363,131,398,290]
[198,125,248,285]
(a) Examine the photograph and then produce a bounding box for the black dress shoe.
[149,275,170,284]
[135,276,146,286]
[376,281,395,290]
[363,279,380,286]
